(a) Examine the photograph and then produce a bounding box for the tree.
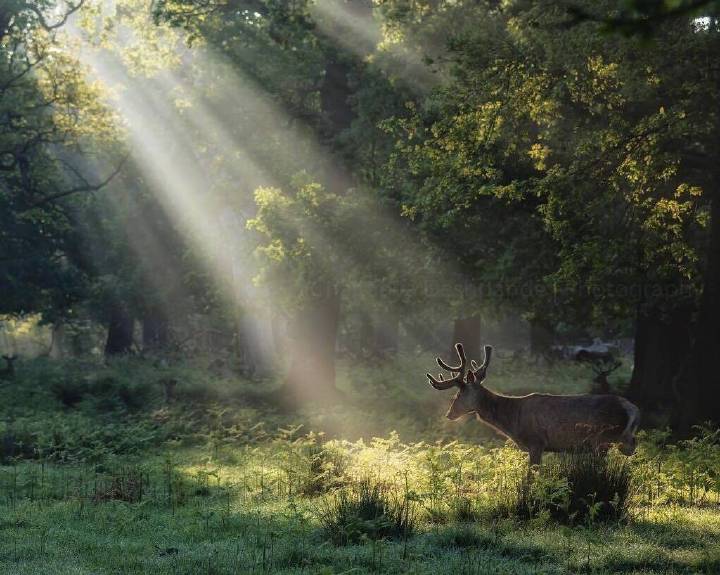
[1,1,122,322]
[381,0,718,423]
[151,0,427,392]
[247,176,347,396]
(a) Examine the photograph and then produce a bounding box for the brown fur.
[450,386,640,464]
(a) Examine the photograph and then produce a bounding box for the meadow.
[0,354,718,574]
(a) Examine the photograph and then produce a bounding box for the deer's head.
[426,343,493,420]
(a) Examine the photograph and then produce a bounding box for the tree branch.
[21,155,128,212]
[25,0,85,32]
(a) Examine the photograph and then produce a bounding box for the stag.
[427,343,640,465]
[590,358,622,394]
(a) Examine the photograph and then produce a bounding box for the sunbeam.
[63,2,475,413]
[2,1,718,570]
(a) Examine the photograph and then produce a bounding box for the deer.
[427,343,640,465]
[0,355,17,380]
[589,358,622,395]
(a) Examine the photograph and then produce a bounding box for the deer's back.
[516,393,635,451]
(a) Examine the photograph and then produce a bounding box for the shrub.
[447,496,482,523]
[51,378,89,407]
[630,424,720,506]
[319,478,415,545]
[298,443,347,496]
[0,429,37,462]
[93,466,145,503]
[504,451,633,525]
[50,372,154,412]
[75,376,156,413]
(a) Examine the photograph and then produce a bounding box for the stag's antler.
[427,343,468,390]
[468,345,493,382]
[591,358,621,376]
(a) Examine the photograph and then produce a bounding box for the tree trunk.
[373,315,399,359]
[235,313,251,374]
[142,309,169,351]
[49,323,66,359]
[688,185,720,423]
[628,310,691,417]
[235,312,269,377]
[105,304,134,355]
[449,316,482,362]
[529,318,554,359]
[271,313,287,357]
[285,288,340,400]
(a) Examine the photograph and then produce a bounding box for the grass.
[0,353,717,573]
[319,477,415,545]
[507,450,634,525]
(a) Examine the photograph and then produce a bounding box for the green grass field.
[0,354,718,574]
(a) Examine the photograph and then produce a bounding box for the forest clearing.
[0,353,719,574]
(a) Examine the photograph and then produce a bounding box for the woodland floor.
[0,354,718,574]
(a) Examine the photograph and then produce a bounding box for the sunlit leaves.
[381,0,716,331]
[81,0,185,75]
[248,177,346,310]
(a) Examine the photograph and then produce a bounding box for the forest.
[1,1,719,573]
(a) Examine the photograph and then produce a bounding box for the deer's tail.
[619,398,640,455]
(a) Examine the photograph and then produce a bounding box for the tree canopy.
[1,0,719,423]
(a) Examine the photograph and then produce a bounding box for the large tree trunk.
[373,315,399,359]
[271,313,287,357]
[628,310,692,421]
[235,312,269,377]
[688,186,720,423]
[285,288,341,400]
[529,318,554,359]
[49,323,66,358]
[449,316,482,362]
[142,309,169,351]
[105,304,134,355]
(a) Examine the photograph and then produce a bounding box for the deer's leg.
[619,436,636,456]
[618,401,640,456]
[528,447,543,467]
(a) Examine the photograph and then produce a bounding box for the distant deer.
[427,343,640,465]
[590,358,622,394]
[0,355,18,380]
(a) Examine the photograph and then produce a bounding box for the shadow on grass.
[429,524,553,564]
[586,517,720,574]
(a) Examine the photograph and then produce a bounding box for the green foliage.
[0,1,121,318]
[294,442,348,497]
[50,378,89,408]
[0,357,718,572]
[248,175,352,311]
[634,425,720,506]
[381,0,715,335]
[503,451,634,526]
[319,477,415,545]
[49,370,155,413]
[2,0,720,570]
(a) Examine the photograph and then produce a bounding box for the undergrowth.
[319,477,416,545]
[502,450,634,525]
[0,356,718,574]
